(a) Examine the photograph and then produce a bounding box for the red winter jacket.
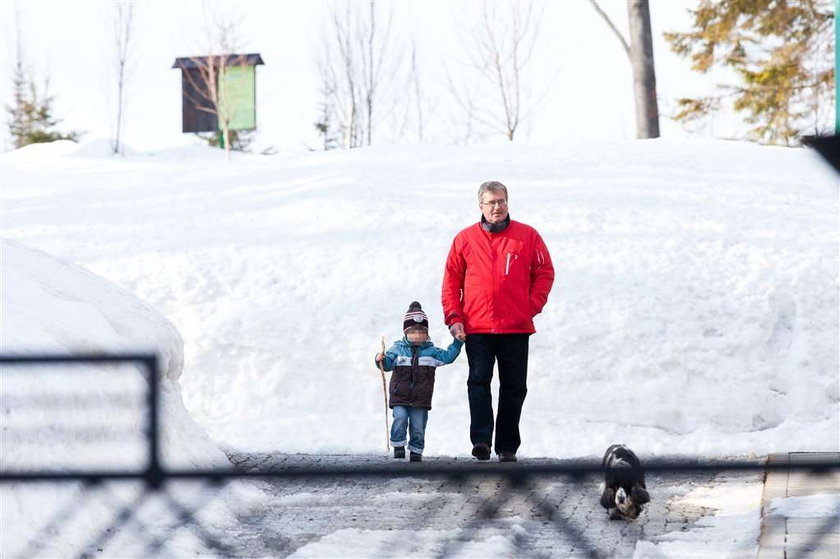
[442,219,554,334]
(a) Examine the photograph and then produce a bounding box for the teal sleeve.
[435,338,463,365]
[375,346,397,371]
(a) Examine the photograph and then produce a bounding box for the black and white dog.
[599,444,650,520]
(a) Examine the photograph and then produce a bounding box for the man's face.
[479,192,509,224]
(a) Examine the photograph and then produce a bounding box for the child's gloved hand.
[375,352,385,363]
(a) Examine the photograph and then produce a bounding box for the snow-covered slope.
[1,139,837,458]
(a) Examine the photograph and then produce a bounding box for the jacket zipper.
[505,252,511,275]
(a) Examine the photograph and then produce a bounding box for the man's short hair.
[478,181,508,203]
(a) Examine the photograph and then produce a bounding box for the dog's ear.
[631,484,650,505]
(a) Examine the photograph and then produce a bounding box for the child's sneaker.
[393,446,406,459]
[409,452,422,462]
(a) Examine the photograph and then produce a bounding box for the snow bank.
[0,238,224,467]
[1,139,837,459]
[0,238,228,556]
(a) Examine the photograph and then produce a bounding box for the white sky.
[0,0,743,152]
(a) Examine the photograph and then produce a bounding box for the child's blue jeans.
[390,406,428,454]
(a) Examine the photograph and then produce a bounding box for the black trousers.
[465,333,530,454]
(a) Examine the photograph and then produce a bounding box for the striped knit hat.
[403,301,429,333]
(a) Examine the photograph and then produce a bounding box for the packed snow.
[767,493,840,519]
[288,525,531,558]
[632,478,766,558]
[1,137,838,556]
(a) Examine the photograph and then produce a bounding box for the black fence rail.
[1,353,838,558]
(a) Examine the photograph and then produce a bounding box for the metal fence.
[1,353,838,558]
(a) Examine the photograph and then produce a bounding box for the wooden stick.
[379,336,390,453]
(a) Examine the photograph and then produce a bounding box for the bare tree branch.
[588,0,631,61]
[447,1,543,142]
[409,31,424,142]
[316,2,403,149]
[178,7,249,159]
[110,2,134,154]
[589,0,659,138]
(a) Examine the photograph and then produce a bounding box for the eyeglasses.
[480,199,508,207]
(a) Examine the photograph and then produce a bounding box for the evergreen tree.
[7,56,28,147]
[6,70,82,149]
[664,0,834,145]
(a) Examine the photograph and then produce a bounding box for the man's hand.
[375,352,385,363]
[449,322,466,341]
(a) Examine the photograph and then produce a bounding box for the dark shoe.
[498,452,517,463]
[409,452,422,462]
[471,442,491,461]
[393,446,405,459]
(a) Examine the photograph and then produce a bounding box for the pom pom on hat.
[403,301,429,333]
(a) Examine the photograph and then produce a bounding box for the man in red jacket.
[442,181,554,462]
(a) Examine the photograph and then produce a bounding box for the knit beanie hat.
[403,301,429,333]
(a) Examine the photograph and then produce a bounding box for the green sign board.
[219,65,256,131]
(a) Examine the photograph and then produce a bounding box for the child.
[375,301,463,462]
